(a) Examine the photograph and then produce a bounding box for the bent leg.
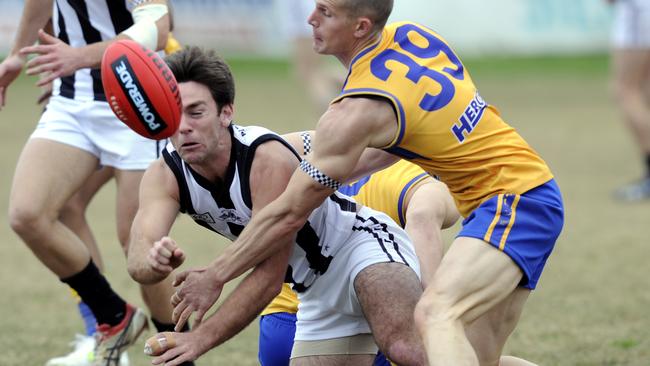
[465,288,530,366]
[355,262,426,366]
[9,138,98,276]
[414,237,523,366]
[59,166,114,271]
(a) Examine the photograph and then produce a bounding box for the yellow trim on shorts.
[483,194,504,242]
[498,194,521,251]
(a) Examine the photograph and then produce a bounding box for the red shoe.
[93,304,148,366]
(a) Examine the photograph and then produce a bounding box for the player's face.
[308,0,358,56]
[172,81,228,165]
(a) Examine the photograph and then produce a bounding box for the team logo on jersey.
[451,92,487,143]
[190,212,216,224]
[216,208,248,226]
[111,56,167,134]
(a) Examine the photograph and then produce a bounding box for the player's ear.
[219,103,234,127]
[354,17,373,38]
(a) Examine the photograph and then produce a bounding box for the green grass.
[1,54,649,365]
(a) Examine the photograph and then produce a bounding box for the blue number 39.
[370,24,464,112]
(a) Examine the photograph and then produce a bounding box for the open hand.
[171,266,224,331]
[20,29,81,87]
[145,331,209,366]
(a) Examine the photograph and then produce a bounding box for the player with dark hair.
[127,45,426,366]
[169,1,564,365]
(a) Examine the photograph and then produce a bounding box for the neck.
[190,132,232,183]
[339,29,382,68]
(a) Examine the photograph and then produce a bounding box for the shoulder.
[142,157,180,201]
[319,97,397,148]
[251,139,298,168]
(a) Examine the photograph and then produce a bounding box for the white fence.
[0,0,613,58]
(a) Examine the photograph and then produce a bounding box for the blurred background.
[1,1,649,365]
[0,0,613,58]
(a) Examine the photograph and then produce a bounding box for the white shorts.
[612,0,650,49]
[294,207,420,342]
[32,96,164,170]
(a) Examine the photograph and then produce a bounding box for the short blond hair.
[341,0,393,31]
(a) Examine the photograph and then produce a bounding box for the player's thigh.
[465,288,530,363]
[74,166,115,208]
[10,138,98,221]
[63,166,114,217]
[114,168,145,247]
[423,236,523,324]
[354,262,422,340]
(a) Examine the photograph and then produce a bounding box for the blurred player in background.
[608,0,650,201]
[0,1,193,365]
[172,1,564,365]
[281,0,344,113]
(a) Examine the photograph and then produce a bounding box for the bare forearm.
[408,227,444,288]
[10,0,53,55]
[195,268,282,351]
[127,233,169,284]
[210,200,301,283]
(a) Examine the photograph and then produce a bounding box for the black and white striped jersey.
[52,0,135,102]
[162,124,363,292]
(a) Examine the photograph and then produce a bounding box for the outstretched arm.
[19,0,171,87]
[149,245,290,366]
[283,129,399,181]
[208,97,399,284]
[171,140,300,330]
[0,0,53,108]
[127,158,183,284]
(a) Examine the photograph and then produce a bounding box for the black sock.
[61,260,127,326]
[645,154,650,178]
[151,318,195,366]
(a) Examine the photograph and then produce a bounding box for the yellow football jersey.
[261,283,299,316]
[332,21,553,217]
[340,160,429,227]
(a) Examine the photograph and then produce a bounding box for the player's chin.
[178,152,203,165]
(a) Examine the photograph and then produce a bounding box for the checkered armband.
[299,160,341,190]
[300,132,312,155]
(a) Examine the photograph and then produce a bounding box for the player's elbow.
[127,257,160,285]
[154,16,171,50]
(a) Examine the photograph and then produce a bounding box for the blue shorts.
[458,179,564,289]
[259,312,297,366]
[258,312,393,365]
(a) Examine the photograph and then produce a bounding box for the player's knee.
[382,336,426,366]
[414,287,464,332]
[9,203,49,239]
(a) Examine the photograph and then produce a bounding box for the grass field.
[1,54,649,365]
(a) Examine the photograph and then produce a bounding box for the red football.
[101,40,181,139]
